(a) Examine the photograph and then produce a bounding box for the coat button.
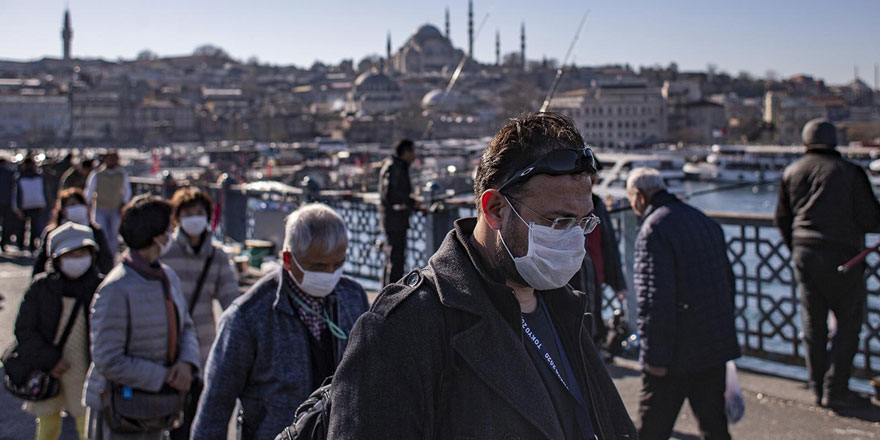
[405,272,420,287]
[682,303,689,310]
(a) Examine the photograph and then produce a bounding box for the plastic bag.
[724,360,745,424]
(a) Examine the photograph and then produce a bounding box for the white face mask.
[499,197,586,290]
[64,205,90,226]
[290,254,343,297]
[59,254,92,279]
[157,232,174,256]
[180,215,208,236]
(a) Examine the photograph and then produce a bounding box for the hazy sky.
[2,0,879,85]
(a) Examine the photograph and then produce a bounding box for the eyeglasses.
[507,197,601,235]
[498,148,597,193]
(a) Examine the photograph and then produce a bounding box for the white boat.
[683,145,793,183]
[593,152,686,202]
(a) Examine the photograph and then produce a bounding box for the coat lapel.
[429,222,564,440]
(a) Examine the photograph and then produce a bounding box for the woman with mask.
[83,195,200,440]
[161,187,239,440]
[14,222,102,440]
[33,188,113,277]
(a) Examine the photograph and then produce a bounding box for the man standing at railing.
[378,139,422,286]
[775,118,880,410]
[627,167,740,440]
[85,149,130,258]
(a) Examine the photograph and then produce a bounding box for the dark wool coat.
[634,190,741,374]
[775,148,880,252]
[328,218,637,440]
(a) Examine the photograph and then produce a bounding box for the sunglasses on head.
[497,148,597,193]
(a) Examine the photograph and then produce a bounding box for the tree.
[193,44,229,59]
[136,49,158,61]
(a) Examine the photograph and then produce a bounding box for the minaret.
[445,7,451,41]
[468,0,474,59]
[520,22,526,70]
[61,9,73,61]
[386,31,392,68]
[495,30,500,66]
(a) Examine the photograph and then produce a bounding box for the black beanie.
[802,118,837,148]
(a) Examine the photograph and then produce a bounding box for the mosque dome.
[353,69,400,93]
[413,24,445,44]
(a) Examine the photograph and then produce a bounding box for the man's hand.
[50,359,71,378]
[616,289,628,302]
[164,362,193,392]
[644,364,668,377]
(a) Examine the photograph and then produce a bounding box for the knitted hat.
[48,222,97,258]
[802,118,837,148]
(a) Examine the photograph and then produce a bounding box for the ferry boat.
[593,152,686,202]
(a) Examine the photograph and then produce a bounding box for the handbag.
[2,299,83,401]
[101,276,187,433]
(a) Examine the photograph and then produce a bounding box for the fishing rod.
[422,12,491,141]
[539,10,590,113]
[837,242,880,273]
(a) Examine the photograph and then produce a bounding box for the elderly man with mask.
[329,112,635,439]
[192,203,368,440]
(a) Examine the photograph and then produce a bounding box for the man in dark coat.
[329,113,636,439]
[775,118,880,409]
[378,139,420,286]
[627,167,740,440]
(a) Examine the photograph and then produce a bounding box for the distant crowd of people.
[4,113,876,440]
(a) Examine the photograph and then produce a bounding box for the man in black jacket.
[628,167,740,440]
[775,118,880,409]
[329,113,636,439]
[378,139,420,286]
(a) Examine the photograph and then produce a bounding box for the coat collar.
[642,189,677,222]
[427,217,566,440]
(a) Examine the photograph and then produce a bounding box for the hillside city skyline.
[3,0,879,86]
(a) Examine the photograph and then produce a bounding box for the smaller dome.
[354,69,400,93]
[422,89,458,109]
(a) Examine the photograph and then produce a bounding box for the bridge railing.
[129,177,880,379]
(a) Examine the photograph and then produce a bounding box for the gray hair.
[283,203,348,255]
[626,167,666,197]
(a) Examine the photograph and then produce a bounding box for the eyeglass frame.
[497,147,598,193]
[505,196,601,235]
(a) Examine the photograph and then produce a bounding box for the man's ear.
[481,189,506,231]
[281,251,293,272]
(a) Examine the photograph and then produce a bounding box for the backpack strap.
[55,298,84,350]
[188,247,216,315]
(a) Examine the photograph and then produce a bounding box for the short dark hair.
[120,194,172,250]
[474,112,586,204]
[395,139,415,157]
[51,188,88,228]
[81,159,95,169]
[170,187,214,222]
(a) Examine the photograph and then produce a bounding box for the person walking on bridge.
[775,118,880,409]
[627,167,740,440]
[85,150,130,259]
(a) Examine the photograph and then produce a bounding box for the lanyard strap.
[521,313,570,391]
[288,291,348,340]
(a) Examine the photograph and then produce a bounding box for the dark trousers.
[0,203,13,247]
[792,245,866,400]
[169,378,203,440]
[17,208,44,251]
[638,365,730,440]
[382,228,407,286]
